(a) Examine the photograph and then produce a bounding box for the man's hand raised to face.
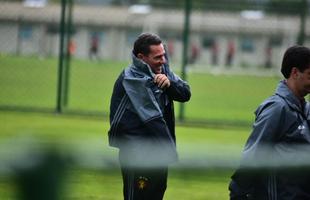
[154,74,170,89]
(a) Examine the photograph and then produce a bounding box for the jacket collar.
[131,53,155,78]
[275,80,305,113]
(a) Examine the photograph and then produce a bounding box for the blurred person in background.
[167,39,175,59]
[265,43,273,68]
[225,40,235,67]
[229,45,310,200]
[189,43,200,64]
[68,39,76,57]
[89,34,99,61]
[108,33,191,200]
[211,40,219,66]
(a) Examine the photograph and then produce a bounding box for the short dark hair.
[281,45,310,78]
[133,33,162,56]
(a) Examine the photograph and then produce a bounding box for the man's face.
[139,43,166,74]
[295,67,310,97]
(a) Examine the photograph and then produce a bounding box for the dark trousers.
[120,166,168,200]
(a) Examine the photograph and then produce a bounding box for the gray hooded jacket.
[230,80,310,200]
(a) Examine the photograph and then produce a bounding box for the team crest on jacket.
[137,176,149,190]
[298,124,305,130]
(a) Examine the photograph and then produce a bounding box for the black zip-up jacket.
[108,54,191,167]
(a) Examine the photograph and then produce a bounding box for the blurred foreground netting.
[1,137,310,199]
[0,137,118,200]
[14,150,66,200]
[0,137,240,176]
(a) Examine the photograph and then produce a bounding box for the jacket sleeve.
[162,50,191,102]
[166,74,191,102]
[230,100,285,198]
[163,65,191,102]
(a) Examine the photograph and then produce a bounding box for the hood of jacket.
[275,80,306,114]
[131,53,156,79]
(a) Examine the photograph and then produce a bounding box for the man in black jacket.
[108,33,191,200]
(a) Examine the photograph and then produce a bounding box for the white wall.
[0,23,18,54]
[0,21,302,71]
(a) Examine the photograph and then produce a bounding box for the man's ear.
[137,53,144,59]
[291,67,299,79]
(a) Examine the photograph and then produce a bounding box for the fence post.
[179,0,191,122]
[56,0,67,113]
[63,0,73,107]
[297,0,307,45]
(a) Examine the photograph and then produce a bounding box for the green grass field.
[0,110,249,200]
[0,55,279,199]
[0,54,281,125]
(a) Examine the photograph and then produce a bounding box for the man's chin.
[154,69,162,74]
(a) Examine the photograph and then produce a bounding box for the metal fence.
[0,0,309,121]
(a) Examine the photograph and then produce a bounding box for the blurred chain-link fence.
[0,0,309,122]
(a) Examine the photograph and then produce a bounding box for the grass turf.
[0,55,280,125]
[1,55,273,199]
[0,110,249,200]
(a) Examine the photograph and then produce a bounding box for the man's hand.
[154,74,170,89]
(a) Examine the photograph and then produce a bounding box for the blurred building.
[0,2,309,68]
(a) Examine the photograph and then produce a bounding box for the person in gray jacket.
[229,45,310,200]
[108,33,191,200]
